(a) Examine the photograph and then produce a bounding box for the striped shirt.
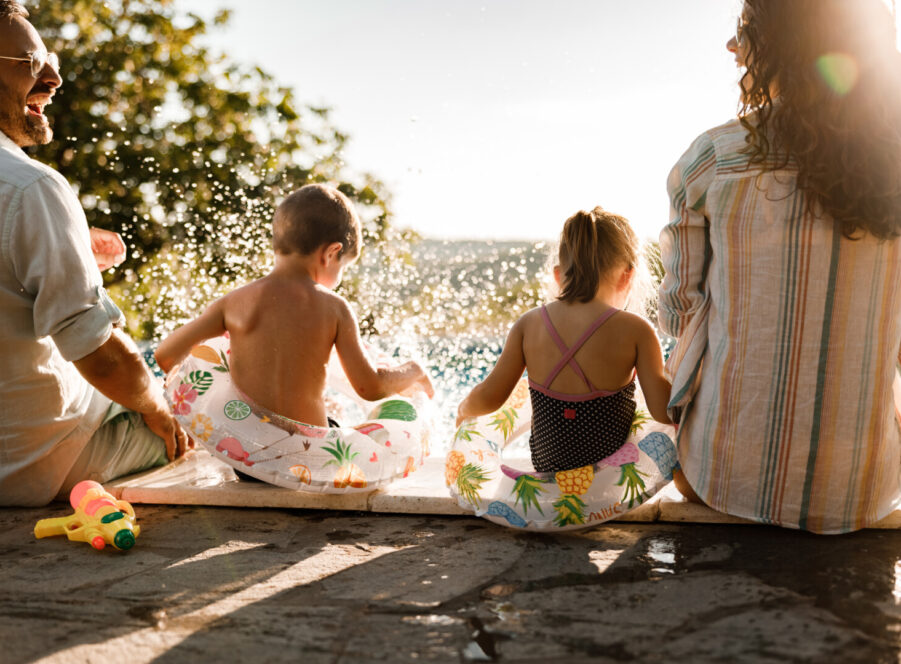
[659,119,901,534]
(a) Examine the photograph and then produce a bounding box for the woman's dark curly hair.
[738,0,901,239]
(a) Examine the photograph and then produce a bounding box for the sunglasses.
[0,47,59,77]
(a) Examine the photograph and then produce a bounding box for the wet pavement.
[2,505,900,663]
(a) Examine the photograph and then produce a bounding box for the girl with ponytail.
[457,207,671,473]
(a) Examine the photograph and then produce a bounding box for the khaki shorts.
[57,402,168,498]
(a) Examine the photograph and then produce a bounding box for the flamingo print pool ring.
[164,336,431,492]
[447,379,679,530]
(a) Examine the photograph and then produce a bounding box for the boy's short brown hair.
[272,184,362,258]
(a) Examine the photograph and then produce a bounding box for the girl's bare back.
[521,301,640,395]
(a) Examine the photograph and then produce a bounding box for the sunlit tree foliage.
[26,0,392,337]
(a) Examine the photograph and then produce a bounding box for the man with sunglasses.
[0,1,190,506]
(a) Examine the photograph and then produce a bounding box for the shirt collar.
[0,129,22,152]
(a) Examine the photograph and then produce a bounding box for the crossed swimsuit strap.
[536,304,620,392]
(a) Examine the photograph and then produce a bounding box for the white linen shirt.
[0,130,123,505]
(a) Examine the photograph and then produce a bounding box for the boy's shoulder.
[217,275,349,317]
[312,283,351,309]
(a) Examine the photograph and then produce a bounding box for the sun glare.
[816,54,859,95]
[892,0,901,49]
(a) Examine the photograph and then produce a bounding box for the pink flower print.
[173,383,198,415]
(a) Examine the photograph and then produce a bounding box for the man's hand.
[75,329,192,462]
[89,227,126,271]
[141,405,193,461]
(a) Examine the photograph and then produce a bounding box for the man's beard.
[0,107,52,147]
[0,78,53,147]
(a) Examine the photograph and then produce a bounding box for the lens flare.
[815,53,859,95]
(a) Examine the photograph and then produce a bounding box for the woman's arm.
[334,299,434,401]
[634,319,672,424]
[154,299,227,374]
[456,319,526,426]
[658,131,716,338]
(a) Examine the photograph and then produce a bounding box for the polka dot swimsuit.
[528,305,637,473]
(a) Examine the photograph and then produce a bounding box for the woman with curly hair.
[659,0,901,533]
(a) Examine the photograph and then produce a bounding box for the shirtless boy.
[155,184,433,427]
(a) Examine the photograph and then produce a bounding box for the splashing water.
[114,156,670,453]
[115,158,551,450]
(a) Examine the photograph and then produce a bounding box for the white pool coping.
[104,449,901,529]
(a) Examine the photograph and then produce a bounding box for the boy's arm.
[154,299,227,374]
[634,318,672,425]
[334,299,433,400]
[456,319,526,426]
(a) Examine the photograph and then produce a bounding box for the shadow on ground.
[1,505,899,663]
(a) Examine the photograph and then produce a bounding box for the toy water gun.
[34,480,140,551]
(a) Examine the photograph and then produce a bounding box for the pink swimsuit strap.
[536,304,621,393]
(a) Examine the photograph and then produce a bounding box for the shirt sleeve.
[657,131,716,338]
[8,171,124,361]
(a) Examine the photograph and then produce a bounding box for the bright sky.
[179,0,899,242]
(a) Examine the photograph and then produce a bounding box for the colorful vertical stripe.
[659,119,901,534]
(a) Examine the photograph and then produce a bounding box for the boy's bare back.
[155,184,433,428]
[223,272,344,426]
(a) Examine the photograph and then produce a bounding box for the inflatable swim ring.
[446,378,678,530]
[164,336,431,492]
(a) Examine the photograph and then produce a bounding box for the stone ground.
[2,505,901,663]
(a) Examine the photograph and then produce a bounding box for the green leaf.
[552,494,587,526]
[454,426,479,442]
[455,463,490,508]
[616,463,649,508]
[630,409,652,435]
[490,407,517,441]
[512,475,545,516]
[186,370,213,395]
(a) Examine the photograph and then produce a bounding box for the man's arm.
[75,329,190,461]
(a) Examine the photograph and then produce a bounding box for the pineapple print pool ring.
[446,379,679,530]
[165,336,431,492]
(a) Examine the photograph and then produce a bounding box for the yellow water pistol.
[34,480,140,551]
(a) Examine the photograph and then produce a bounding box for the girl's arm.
[456,319,526,426]
[334,298,434,401]
[634,319,673,425]
[154,299,227,374]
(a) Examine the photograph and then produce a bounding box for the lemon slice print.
[224,399,251,420]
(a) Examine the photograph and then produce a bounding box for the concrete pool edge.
[103,450,901,529]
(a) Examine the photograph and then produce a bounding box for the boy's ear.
[322,242,344,264]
